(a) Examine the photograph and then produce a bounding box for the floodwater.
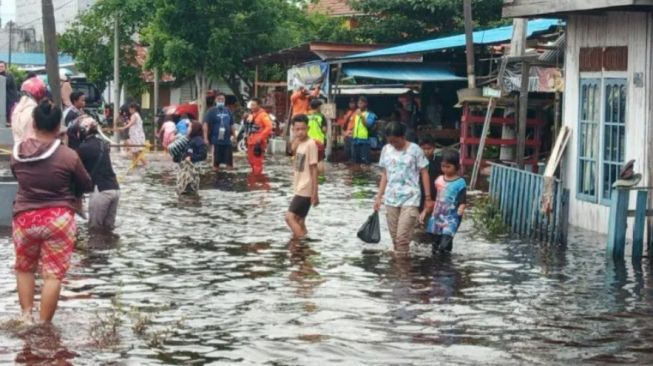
[1,154,653,365]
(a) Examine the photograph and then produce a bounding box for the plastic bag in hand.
[357,211,381,244]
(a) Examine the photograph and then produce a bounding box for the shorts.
[288,195,312,218]
[213,144,234,167]
[12,207,76,280]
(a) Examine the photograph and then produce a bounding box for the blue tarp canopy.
[341,19,562,60]
[0,53,74,67]
[343,63,465,82]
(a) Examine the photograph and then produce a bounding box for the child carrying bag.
[357,211,381,244]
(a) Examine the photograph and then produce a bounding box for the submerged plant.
[469,195,509,240]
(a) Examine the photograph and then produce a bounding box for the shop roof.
[343,63,465,82]
[0,52,74,67]
[244,42,387,65]
[308,0,362,16]
[340,18,562,61]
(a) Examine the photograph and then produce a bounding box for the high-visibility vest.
[307,113,326,144]
[352,112,369,140]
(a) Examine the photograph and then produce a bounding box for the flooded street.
[1,154,653,365]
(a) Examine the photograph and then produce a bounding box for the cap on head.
[21,77,47,101]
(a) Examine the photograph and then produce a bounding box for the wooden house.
[503,1,653,235]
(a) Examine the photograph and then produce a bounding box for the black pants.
[431,234,454,254]
[213,144,234,167]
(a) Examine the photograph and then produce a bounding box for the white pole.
[112,17,120,144]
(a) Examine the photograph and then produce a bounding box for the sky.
[1,0,16,25]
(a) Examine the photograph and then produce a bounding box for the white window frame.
[577,72,628,205]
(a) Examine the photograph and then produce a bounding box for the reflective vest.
[307,113,326,144]
[352,112,369,140]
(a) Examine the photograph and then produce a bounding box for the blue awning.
[341,19,562,60]
[343,63,465,82]
[0,52,74,67]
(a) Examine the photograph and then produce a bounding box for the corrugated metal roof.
[0,52,74,67]
[308,0,361,16]
[341,19,562,60]
[343,63,465,82]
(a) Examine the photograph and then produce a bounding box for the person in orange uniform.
[246,98,273,175]
[290,85,320,117]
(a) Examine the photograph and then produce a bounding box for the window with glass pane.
[601,78,627,202]
[577,79,600,201]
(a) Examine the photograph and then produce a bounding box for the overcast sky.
[1,0,16,25]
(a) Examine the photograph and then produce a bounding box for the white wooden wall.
[562,12,652,235]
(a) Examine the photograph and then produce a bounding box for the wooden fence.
[488,163,568,244]
[606,188,652,258]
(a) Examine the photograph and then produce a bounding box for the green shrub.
[469,195,508,240]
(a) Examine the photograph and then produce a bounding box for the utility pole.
[113,17,120,143]
[463,0,476,89]
[8,21,13,67]
[153,68,160,149]
[42,0,62,106]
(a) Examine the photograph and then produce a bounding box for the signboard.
[287,61,329,96]
[322,103,336,119]
[503,67,564,93]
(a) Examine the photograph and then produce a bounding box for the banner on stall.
[287,62,329,96]
[503,67,564,93]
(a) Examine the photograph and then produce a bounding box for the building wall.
[563,12,652,235]
[15,0,95,42]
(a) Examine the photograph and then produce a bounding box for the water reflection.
[0,156,652,364]
[15,324,76,365]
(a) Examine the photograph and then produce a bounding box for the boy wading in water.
[375,122,433,255]
[423,149,467,254]
[286,114,319,239]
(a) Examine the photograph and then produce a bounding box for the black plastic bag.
[357,211,381,244]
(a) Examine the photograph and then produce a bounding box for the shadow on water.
[2,155,653,364]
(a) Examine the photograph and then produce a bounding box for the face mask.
[217,102,225,108]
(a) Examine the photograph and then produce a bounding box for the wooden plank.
[510,171,520,232]
[527,173,536,236]
[543,126,571,177]
[515,172,525,234]
[559,189,570,245]
[519,172,528,235]
[502,0,647,18]
[632,191,648,258]
[516,61,530,169]
[470,98,497,189]
[606,189,630,258]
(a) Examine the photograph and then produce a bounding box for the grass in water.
[469,195,509,241]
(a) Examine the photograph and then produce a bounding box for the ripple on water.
[1,155,653,364]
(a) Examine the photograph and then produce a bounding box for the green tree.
[349,0,506,43]
[59,0,155,95]
[144,0,323,117]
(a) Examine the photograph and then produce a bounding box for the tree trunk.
[195,71,208,121]
[42,0,61,106]
[223,72,245,105]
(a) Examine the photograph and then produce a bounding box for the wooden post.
[469,98,496,189]
[516,61,530,169]
[633,190,648,258]
[463,0,476,89]
[607,189,630,258]
[254,65,259,98]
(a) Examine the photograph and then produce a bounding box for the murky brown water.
[1,154,653,365]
